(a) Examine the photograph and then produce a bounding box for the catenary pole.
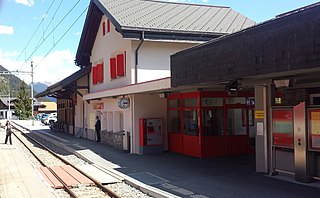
[31,61,34,126]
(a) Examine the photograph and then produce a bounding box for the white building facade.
[74,0,255,154]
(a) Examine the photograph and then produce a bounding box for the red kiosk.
[167,91,254,158]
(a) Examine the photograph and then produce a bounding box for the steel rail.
[11,123,121,198]
[11,127,79,198]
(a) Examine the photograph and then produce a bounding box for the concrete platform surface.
[0,123,57,198]
[12,120,320,198]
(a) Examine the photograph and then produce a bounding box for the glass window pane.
[226,97,246,104]
[168,110,180,133]
[184,98,198,107]
[168,99,180,108]
[226,109,247,135]
[183,109,198,136]
[202,109,224,136]
[202,98,223,107]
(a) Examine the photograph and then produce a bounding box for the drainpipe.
[135,31,145,84]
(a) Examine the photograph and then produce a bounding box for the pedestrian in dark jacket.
[95,116,101,142]
[5,120,12,145]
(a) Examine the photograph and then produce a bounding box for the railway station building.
[49,0,253,153]
[37,0,320,183]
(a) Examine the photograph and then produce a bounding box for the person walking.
[4,120,12,145]
[95,116,101,142]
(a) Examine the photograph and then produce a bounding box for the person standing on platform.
[95,116,101,142]
[4,120,12,145]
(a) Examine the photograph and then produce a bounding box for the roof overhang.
[83,77,171,100]
[36,66,91,98]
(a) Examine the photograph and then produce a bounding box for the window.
[92,63,104,84]
[183,98,198,107]
[102,19,110,36]
[110,51,126,79]
[226,109,247,135]
[202,109,224,136]
[168,110,180,133]
[183,109,199,136]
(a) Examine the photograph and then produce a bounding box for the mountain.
[0,65,27,97]
[34,82,48,94]
[33,82,56,102]
[0,65,55,102]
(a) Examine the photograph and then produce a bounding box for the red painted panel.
[92,66,97,84]
[97,63,103,83]
[117,54,125,76]
[182,135,201,157]
[107,19,110,33]
[110,58,116,79]
[273,133,293,147]
[102,21,106,36]
[139,119,145,146]
[227,135,249,156]
[201,136,225,157]
[168,133,183,153]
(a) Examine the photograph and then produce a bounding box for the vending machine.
[139,118,164,154]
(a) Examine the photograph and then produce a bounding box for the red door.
[225,108,249,156]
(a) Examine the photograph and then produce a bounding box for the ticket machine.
[139,118,164,154]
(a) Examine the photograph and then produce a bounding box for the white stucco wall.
[132,93,167,154]
[131,40,197,83]
[74,75,88,129]
[85,98,131,134]
[90,16,132,92]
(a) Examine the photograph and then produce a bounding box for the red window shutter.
[92,66,96,84]
[100,63,104,82]
[107,19,110,33]
[102,22,106,36]
[110,58,116,79]
[116,54,125,76]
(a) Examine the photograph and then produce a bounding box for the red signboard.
[93,102,104,110]
[309,109,320,150]
[272,109,293,147]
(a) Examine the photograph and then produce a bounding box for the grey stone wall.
[101,130,123,149]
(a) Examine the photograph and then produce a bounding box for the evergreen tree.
[14,82,32,119]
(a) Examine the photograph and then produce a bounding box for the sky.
[0,0,319,85]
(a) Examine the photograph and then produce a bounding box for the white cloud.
[15,0,35,7]
[0,25,14,35]
[0,49,79,85]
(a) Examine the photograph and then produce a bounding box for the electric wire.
[17,0,82,71]
[33,0,64,53]
[34,5,88,70]
[16,0,56,70]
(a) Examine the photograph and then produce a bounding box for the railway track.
[11,124,121,198]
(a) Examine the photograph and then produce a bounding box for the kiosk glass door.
[226,108,249,155]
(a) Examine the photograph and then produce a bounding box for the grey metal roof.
[0,98,42,107]
[97,0,255,34]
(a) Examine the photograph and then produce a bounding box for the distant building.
[38,102,57,114]
[0,97,43,119]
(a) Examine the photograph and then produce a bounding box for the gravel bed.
[72,186,111,198]
[13,125,156,198]
[106,183,153,198]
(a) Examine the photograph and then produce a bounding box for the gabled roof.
[76,0,255,66]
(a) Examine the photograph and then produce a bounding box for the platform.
[12,120,320,198]
[0,123,57,198]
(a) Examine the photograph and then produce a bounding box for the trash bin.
[123,130,131,153]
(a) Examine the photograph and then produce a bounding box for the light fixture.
[273,79,290,88]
